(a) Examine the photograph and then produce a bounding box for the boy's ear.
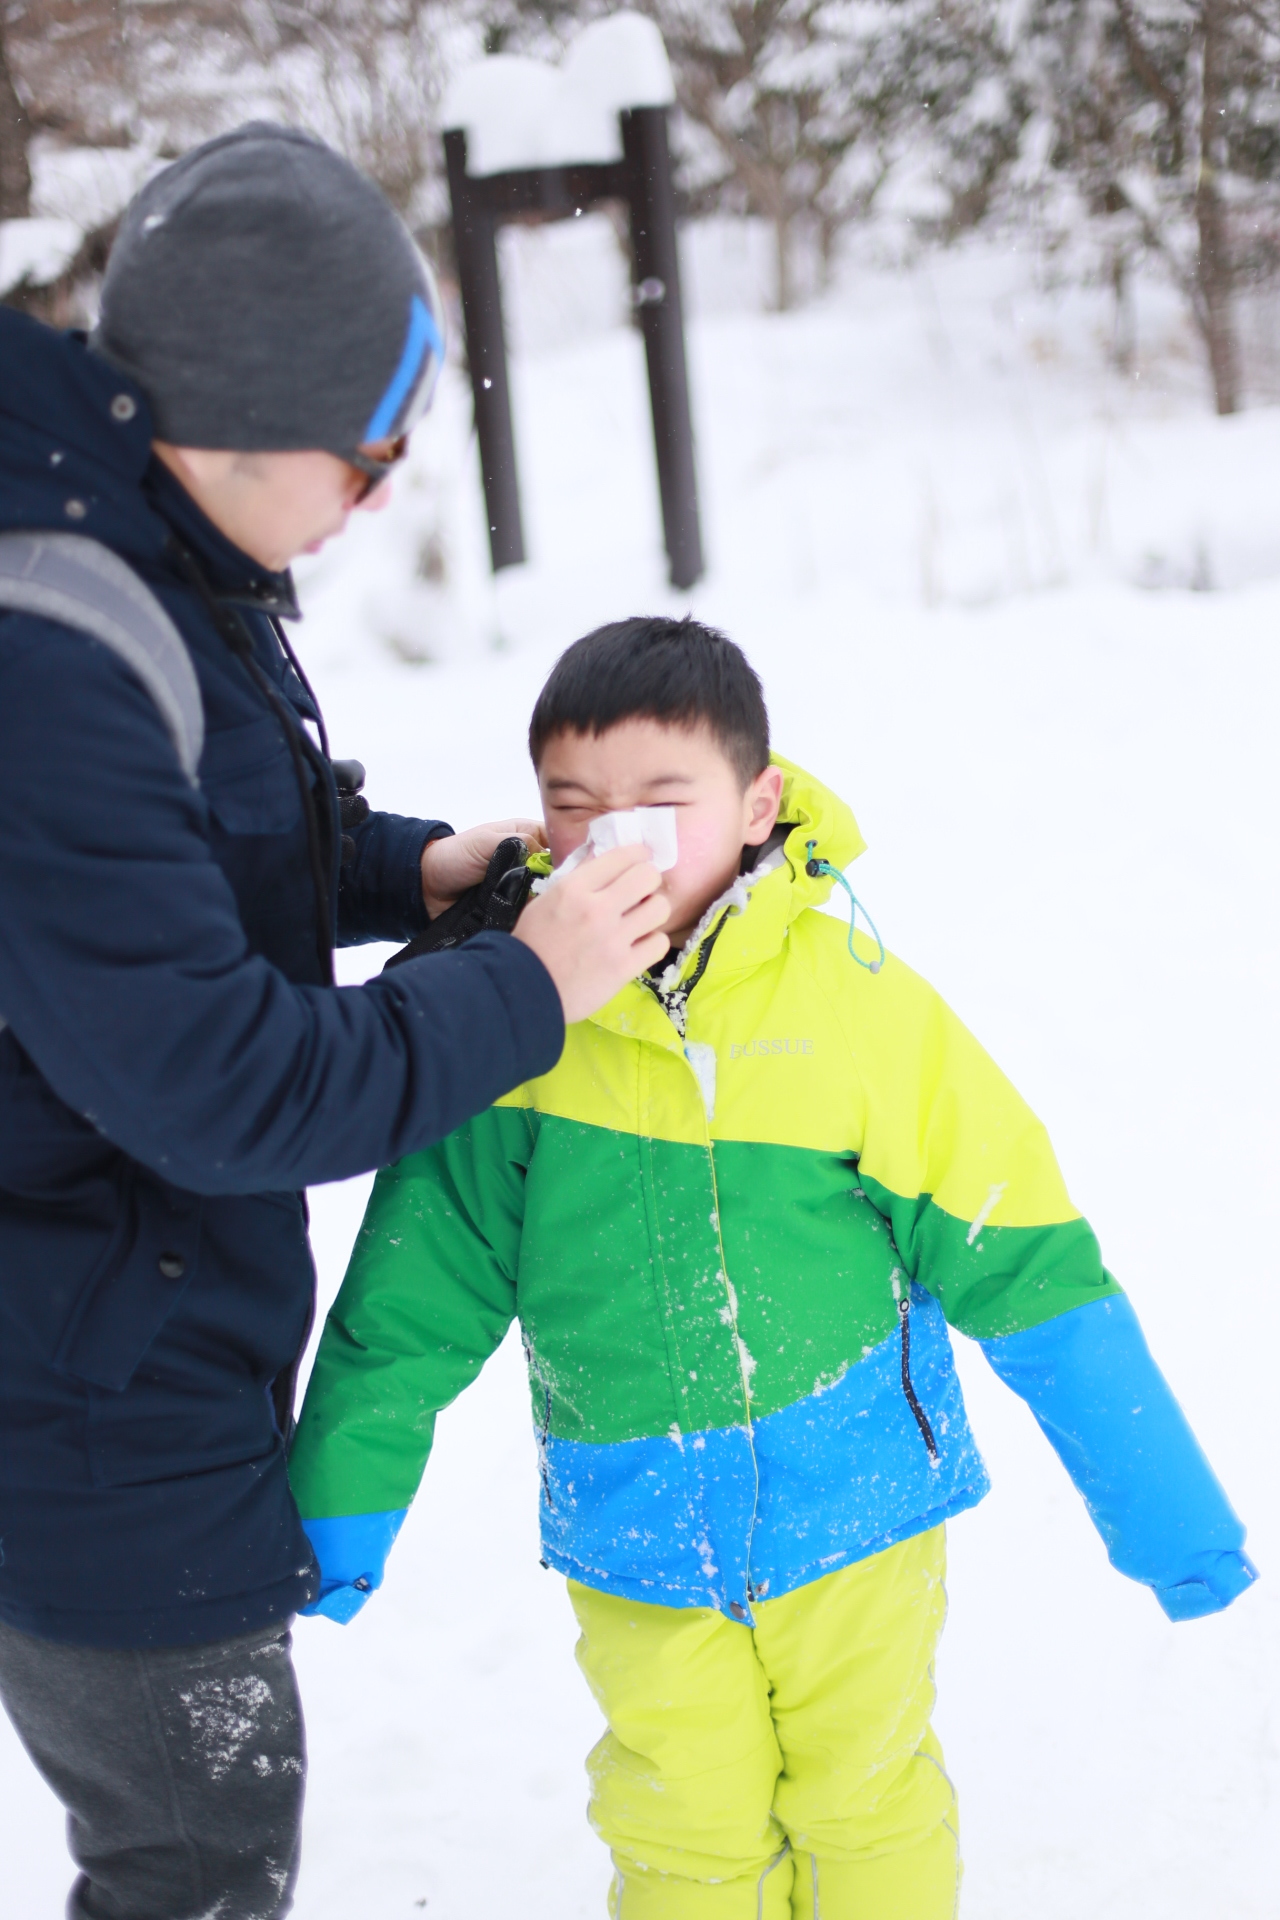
[743,764,785,845]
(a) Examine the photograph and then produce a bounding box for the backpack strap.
[0,531,206,1041]
[0,531,204,785]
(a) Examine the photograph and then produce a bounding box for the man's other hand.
[421,819,547,919]
[514,844,670,1024]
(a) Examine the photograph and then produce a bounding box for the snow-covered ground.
[4,231,1278,1917]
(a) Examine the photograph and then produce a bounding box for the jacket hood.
[668,753,866,999]
[0,309,296,609]
[0,309,158,563]
[770,753,866,920]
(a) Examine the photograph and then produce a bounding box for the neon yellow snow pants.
[568,1527,958,1920]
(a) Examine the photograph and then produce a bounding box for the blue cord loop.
[804,841,885,973]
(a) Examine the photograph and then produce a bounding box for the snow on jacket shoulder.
[0,310,564,1648]
[289,760,1256,1627]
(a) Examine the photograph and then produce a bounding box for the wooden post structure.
[444,105,704,589]
[442,128,526,571]
[622,107,702,593]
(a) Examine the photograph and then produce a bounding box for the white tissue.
[550,805,679,882]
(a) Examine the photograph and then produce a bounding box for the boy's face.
[538,719,784,947]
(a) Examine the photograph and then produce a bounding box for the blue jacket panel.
[536,1288,990,1618]
[980,1296,1257,1619]
[0,312,564,1646]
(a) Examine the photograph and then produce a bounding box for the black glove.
[383,836,536,969]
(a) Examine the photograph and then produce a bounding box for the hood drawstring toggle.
[804,842,885,973]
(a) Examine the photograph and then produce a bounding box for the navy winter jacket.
[0,312,564,1647]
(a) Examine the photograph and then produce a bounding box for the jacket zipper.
[645,911,765,1615]
[897,1289,940,1463]
[858,1183,942,1467]
[642,910,731,1035]
[521,1328,555,1508]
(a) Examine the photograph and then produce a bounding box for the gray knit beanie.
[93,123,445,454]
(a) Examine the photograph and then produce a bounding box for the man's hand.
[514,844,670,1024]
[421,819,547,919]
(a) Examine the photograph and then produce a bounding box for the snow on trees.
[1024,0,1280,416]
[5,0,1280,414]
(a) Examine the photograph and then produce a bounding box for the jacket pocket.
[86,1190,311,1489]
[53,1172,203,1392]
[200,715,298,835]
[86,1376,282,1490]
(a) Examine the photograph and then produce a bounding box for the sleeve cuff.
[1153,1549,1259,1621]
[338,812,454,945]
[302,1583,374,1623]
[297,1510,407,1623]
[398,818,453,937]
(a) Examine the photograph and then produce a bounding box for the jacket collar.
[142,458,300,617]
[0,309,299,617]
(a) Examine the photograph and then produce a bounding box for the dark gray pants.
[0,1615,305,1920]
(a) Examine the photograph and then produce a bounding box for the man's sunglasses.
[347,433,410,501]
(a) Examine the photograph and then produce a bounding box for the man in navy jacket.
[0,126,669,1919]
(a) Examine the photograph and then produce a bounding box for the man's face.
[152,440,399,572]
[537,718,784,946]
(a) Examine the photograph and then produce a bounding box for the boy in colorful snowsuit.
[289,617,1257,1919]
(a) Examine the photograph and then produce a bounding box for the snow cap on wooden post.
[445,15,675,173]
[443,12,703,590]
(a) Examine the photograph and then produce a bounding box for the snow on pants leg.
[0,1614,305,1919]
[568,1527,958,1920]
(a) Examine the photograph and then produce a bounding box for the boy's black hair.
[528,615,770,787]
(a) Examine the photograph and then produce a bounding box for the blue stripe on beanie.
[364,295,444,442]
